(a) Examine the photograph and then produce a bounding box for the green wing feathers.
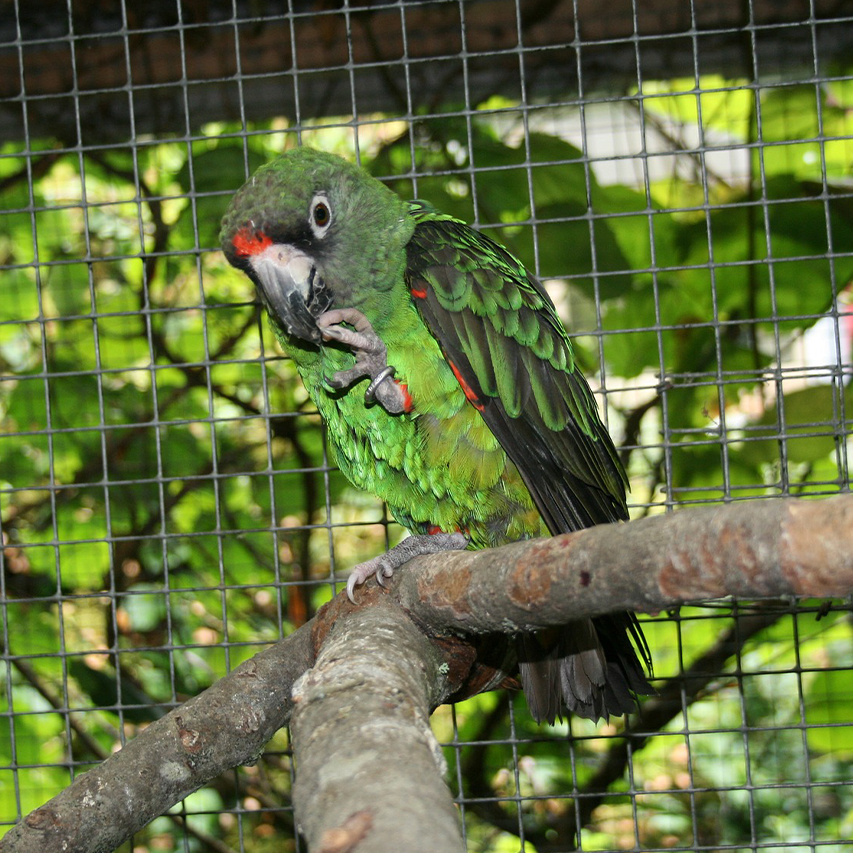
[405,203,628,531]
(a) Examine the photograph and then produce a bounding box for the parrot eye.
[313,203,330,226]
[309,195,332,238]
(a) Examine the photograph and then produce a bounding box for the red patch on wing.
[448,360,484,411]
[427,524,469,536]
[410,285,428,299]
[232,227,273,257]
[397,382,414,413]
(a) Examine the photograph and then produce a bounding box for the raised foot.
[317,308,407,414]
[346,532,469,603]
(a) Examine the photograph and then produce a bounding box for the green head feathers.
[220,148,414,342]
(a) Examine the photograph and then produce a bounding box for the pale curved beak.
[250,244,333,343]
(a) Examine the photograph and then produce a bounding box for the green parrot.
[220,147,652,723]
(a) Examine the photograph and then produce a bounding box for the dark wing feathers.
[405,208,628,527]
[405,205,653,721]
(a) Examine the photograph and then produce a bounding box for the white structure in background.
[799,297,853,384]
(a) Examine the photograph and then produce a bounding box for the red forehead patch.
[232,227,273,257]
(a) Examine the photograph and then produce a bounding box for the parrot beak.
[250,245,333,344]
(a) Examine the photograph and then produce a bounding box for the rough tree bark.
[290,598,465,853]
[394,492,850,635]
[5,494,853,853]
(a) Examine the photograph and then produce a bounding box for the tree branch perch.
[290,598,465,853]
[394,493,853,636]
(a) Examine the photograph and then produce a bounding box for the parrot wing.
[405,202,628,532]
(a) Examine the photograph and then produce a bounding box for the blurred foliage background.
[2,2,853,851]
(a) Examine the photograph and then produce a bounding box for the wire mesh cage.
[2,0,853,850]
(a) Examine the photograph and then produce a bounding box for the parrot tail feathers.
[595,612,656,710]
[517,640,563,726]
[517,616,654,724]
[517,621,609,724]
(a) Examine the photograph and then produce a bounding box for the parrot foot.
[317,308,409,414]
[346,532,469,604]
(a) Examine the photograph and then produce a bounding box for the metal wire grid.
[2,0,853,850]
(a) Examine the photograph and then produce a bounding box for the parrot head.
[220,147,413,344]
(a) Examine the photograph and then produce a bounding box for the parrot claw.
[317,308,408,415]
[345,532,469,603]
[374,561,391,588]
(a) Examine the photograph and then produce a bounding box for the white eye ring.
[309,194,332,238]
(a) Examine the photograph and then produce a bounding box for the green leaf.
[741,383,852,466]
[676,176,853,324]
[806,669,853,756]
[641,77,755,138]
[759,85,853,181]
[121,584,168,632]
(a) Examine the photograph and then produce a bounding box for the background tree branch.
[5,494,853,853]
[2,625,315,853]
